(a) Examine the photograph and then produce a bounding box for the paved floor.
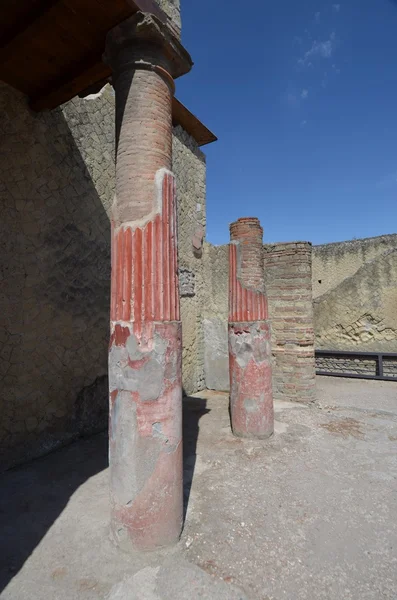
[1,377,396,599]
[317,375,397,414]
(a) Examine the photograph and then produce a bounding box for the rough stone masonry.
[228,218,274,438]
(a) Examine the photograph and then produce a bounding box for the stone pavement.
[1,377,396,599]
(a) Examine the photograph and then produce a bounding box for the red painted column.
[104,13,192,552]
[229,218,274,439]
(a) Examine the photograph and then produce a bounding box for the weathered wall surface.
[314,247,397,353]
[313,234,397,299]
[202,243,229,391]
[157,0,181,36]
[0,83,207,470]
[0,83,114,471]
[172,126,206,395]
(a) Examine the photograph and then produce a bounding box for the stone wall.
[202,243,229,391]
[313,234,397,299]
[202,241,316,403]
[314,246,397,353]
[0,82,207,471]
[157,0,181,36]
[315,354,397,378]
[0,83,113,471]
[172,126,206,395]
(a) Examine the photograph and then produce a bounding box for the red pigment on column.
[109,173,183,552]
[228,218,274,439]
[104,14,192,552]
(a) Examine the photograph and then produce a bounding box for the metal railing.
[315,349,397,382]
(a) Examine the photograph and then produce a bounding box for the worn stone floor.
[1,377,396,600]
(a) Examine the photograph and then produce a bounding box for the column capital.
[103,12,192,82]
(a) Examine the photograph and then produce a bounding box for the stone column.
[104,13,192,552]
[228,218,274,439]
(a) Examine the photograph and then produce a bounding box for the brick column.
[228,218,274,439]
[104,13,192,552]
[263,242,315,403]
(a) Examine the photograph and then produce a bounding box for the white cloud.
[333,4,341,12]
[315,11,321,23]
[301,120,307,127]
[298,32,336,67]
[301,89,309,99]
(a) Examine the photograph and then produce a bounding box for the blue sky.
[176,0,397,246]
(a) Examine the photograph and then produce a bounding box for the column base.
[228,321,274,439]
[109,321,183,552]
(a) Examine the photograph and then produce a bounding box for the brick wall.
[230,218,265,293]
[263,242,316,403]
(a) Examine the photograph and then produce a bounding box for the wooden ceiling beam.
[172,98,217,147]
[1,0,179,112]
[30,56,109,111]
[0,0,61,48]
[26,0,174,111]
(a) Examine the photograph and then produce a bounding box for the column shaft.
[228,218,274,439]
[104,13,192,552]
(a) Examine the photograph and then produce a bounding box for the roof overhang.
[172,98,217,147]
[0,1,169,110]
[0,0,216,147]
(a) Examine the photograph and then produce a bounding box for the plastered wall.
[0,82,207,470]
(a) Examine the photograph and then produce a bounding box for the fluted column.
[104,12,192,552]
[228,218,274,439]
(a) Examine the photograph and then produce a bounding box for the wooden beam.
[0,0,61,48]
[172,98,217,147]
[27,0,171,111]
[30,56,110,111]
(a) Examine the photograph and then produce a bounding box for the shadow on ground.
[0,394,209,594]
[0,432,108,593]
[182,394,211,518]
